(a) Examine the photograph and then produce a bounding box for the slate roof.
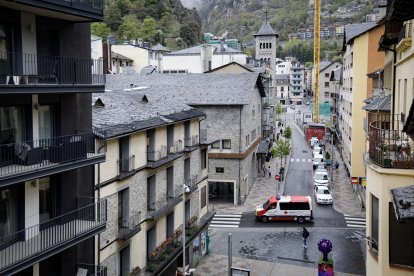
[206,62,254,73]
[105,73,265,106]
[390,185,414,220]
[330,67,343,82]
[320,61,333,72]
[362,95,391,111]
[92,90,205,138]
[151,43,171,52]
[167,44,243,56]
[255,22,278,37]
[345,22,377,44]
[140,66,156,76]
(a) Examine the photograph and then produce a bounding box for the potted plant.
[147,263,158,273]
[130,266,141,276]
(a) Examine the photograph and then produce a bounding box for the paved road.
[240,110,347,228]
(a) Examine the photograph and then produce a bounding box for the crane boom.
[313,0,320,123]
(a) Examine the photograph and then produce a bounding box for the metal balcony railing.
[0,200,107,272]
[367,113,414,169]
[398,22,412,44]
[118,211,142,240]
[167,140,183,154]
[147,189,183,220]
[17,0,104,15]
[0,52,105,86]
[147,145,182,168]
[167,186,183,199]
[117,155,135,175]
[185,216,199,237]
[184,135,199,148]
[147,225,183,273]
[185,174,198,193]
[0,131,106,182]
[77,263,108,276]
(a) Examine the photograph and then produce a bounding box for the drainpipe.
[97,163,101,267]
[238,106,242,205]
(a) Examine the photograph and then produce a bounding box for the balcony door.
[38,105,55,145]
[167,125,174,153]
[36,27,60,83]
[166,212,174,238]
[147,225,156,257]
[184,158,190,184]
[167,166,174,198]
[147,129,155,161]
[119,137,130,172]
[118,188,129,229]
[184,121,190,142]
[120,245,130,276]
[0,186,20,247]
[147,175,156,210]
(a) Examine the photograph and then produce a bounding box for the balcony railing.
[146,145,182,168]
[0,52,105,87]
[185,174,199,194]
[147,225,183,273]
[167,140,183,154]
[117,155,135,176]
[147,190,183,220]
[0,131,106,186]
[118,211,142,240]
[0,200,107,274]
[367,113,414,169]
[77,263,108,276]
[185,216,198,236]
[184,135,199,151]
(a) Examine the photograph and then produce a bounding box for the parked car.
[314,186,333,204]
[310,137,319,148]
[313,170,330,186]
[315,162,327,171]
[312,146,323,156]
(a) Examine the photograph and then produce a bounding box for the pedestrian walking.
[268,166,271,178]
[335,161,339,172]
[302,227,309,248]
[280,129,283,135]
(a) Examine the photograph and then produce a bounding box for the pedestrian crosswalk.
[210,213,242,228]
[344,215,366,228]
[291,158,313,163]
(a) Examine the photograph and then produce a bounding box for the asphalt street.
[240,108,347,228]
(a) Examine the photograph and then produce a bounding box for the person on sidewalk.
[335,161,339,171]
[268,166,271,178]
[302,227,309,248]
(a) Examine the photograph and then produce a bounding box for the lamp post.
[182,185,190,276]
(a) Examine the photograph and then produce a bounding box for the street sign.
[231,267,250,276]
[275,174,280,181]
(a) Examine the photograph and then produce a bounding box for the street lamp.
[182,185,191,276]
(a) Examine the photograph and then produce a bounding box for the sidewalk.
[194,253,360,276]
[324,142,365,217]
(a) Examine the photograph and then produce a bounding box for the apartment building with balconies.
[0,1,107,275]
[274,74,290,105]
[365,1,414,274]
[341,22,384,206]
[318,61,342,125]
[93,88,214,275]
[105,73,266,206]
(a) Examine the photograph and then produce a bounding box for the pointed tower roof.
[254,21,278,37]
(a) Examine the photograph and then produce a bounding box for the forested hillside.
[92,0,202,49]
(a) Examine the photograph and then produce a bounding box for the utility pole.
[330,128,334,182]
[228,233,233,276]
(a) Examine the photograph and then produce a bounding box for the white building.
[276,59,305,105]
[162,44,247,73]
[319,61,342,124]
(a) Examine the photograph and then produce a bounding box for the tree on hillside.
[118,15,140,41]
[91,22,111,40]
[180,22,201,46]
[104,2,122,31]
[139,16,158,44]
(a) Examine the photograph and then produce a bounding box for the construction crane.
[312,0,320,123]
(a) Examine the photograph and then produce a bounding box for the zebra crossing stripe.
[344,215,366,228]
[210,213,241,228]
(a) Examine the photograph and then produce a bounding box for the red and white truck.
[304,123,326,145]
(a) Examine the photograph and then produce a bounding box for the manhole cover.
[303,150,308,153]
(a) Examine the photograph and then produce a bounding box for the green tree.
[180,22,201,46]
[139,16,158,43]
[118,15,140,41]
[91,22,111,40]
[104,3,122,31]
[283,126,292,140]
[271,139,291,164]
[275,103,283,120]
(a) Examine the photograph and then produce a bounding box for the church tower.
[254,12,278,80]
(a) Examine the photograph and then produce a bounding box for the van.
[255,195,313,223]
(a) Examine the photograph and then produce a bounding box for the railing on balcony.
[147,145,182,168]
[367,113,414,169]
[167,186,183,200]
[0,52,105,86]
[398,22,412,44]
[185,216,198,237]
[167,140,183,154]
[118,211,142,240]
[0,131,106,181]
[185,174,199,193]
[0,200,107,272]
[184,135,199,149]
[147,225,183,273]
[77,263,108,276]
[117,155,135,176]
[148,189,183,220]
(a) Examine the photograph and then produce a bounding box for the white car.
[314,186,333,204]
[314,170,330,186]
[312,146,323,157]
[312,154,324,169]
[310,137,319,147]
